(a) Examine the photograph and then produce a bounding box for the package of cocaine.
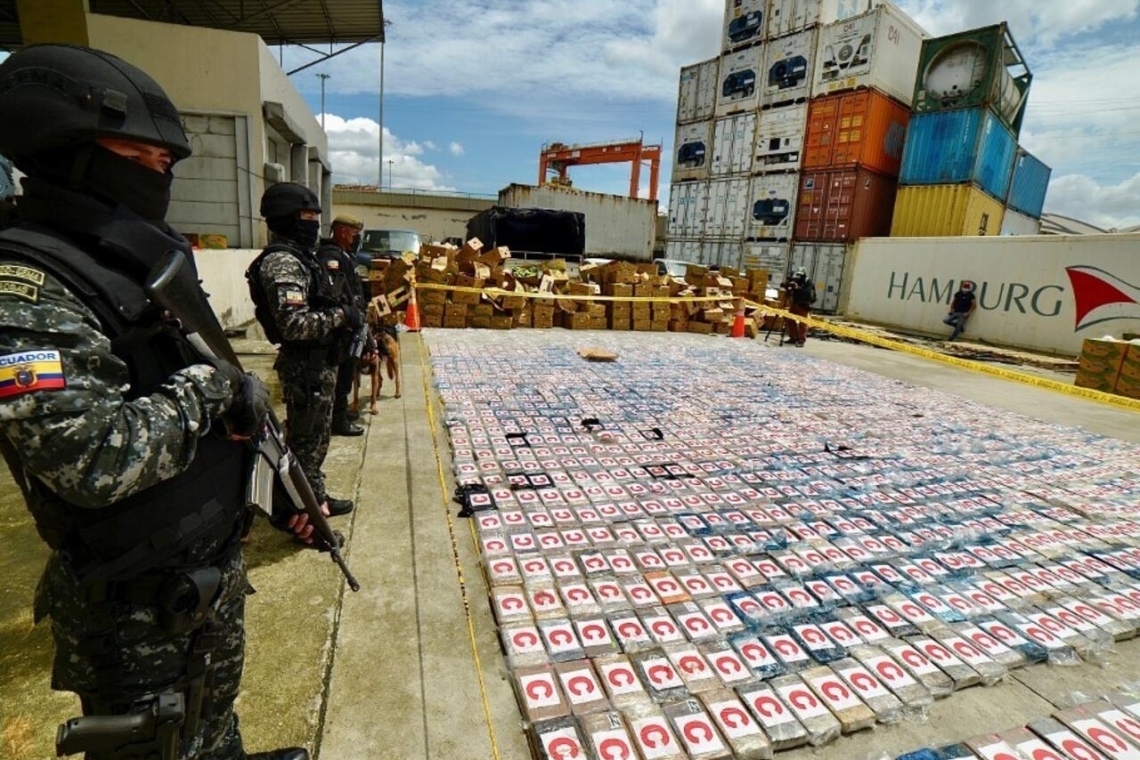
[790,620,846,663]
[981,614,1054,665]
[849,645,934,711]
[531,717,589,760]
[664,641,721,694]
[896,745,976,760]
[590,576,633,614]
[492,585,534,626]
[514,664,571,724]
[909,636,982,690]
[662,698,734,760]
[622,575,662,609]
[640,606,688,646]
[667,601,722,643]
[771,673,842,747]
[831,657,904,724]
[865,602,922,638]
[835,607,893,645]
[965,733,1032,760]
[802,665,877,733]
[624,702,687,760]
[951,622,1029,669]
[1048,599,1125,646]
[594,653,652,710]
[574,616,619,658]
[630,647,691,702]
[1088,698,1140,748]
[1054,705,1140,760]
[537,617,585,662]
[581,711,638,760]
[700,639,759,690]
[997,725,1070,760]
[737,682,809,750]
[554,660,609,716]
[699,596,748,636]
[699,688,774,760]
[502,622,550,668]
[762,629,813,672]
[1025,607,1102,661]
[558,580,603,619]
[881,640,955,698]
[528,582,569,620]
[1029,717,1107,760]
[729,633,787,681]
[884,592,943,633]
[644,570,692,605]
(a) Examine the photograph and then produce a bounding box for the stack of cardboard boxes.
[1074,338,1140,400]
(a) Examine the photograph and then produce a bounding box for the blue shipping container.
[1006,148,1051,218]
[899,108,1018,202]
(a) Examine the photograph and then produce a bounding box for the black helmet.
[0,44,191,162]
[260,182,321,218]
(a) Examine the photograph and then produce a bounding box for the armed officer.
[247,184,358,516]
[0,45,309,759]
[320,214,367,437]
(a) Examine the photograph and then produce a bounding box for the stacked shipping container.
[892,23,1050,237]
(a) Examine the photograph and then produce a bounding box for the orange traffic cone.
[730,299,746,338]
[404,284,421,332]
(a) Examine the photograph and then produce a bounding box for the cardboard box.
[1118,345,1140,380]
[460,237,483,258]
[590,316,607,330]
[450,289,481,306]
[444,303,468,319]
[633,282,655,298]
[490,315,514,330]
[422,313,444,328]
[442,315,466,329]
[470,303,494,319]
[609,315,630,331]
[420,243,455,259]
[1075,339,1127,391]
[633,319,652,332]
[650,321,669,332]
[567,282,596,296]
[606,283,634,299]
[632,304,652,321]
[422,304,445,320]
[1114,374,1140,400]
[420,290,447,306]
[687,321,713,335]
[468,315,492,329]
[513,309,532,328]
[566,312,592,330]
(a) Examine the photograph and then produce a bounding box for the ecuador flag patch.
[0,349,66,399]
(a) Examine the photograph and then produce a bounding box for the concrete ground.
[1,328,1137,760]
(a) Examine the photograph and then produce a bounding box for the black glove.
[215,361,245,393]
[224,373,271,438]
[341,305,363,331]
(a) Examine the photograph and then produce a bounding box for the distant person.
[784,267,816,347]
[944,280,977,341]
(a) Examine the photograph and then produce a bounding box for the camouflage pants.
[276,356,337,502]
[39,551,250,759]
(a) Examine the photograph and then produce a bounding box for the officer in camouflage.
[247,184,358,516]
[0,45,310,759]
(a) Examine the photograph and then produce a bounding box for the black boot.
[247,749,309,760]
[327,496,355,516]
[332,416,364,436]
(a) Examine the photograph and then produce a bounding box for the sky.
[281,0,1140,230]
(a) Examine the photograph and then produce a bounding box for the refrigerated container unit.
[722,0,766,53]
[912,22,1032,135]
[665,238,703,263]
[677,57,721,124]
[672,121,713,183]
[746,173,799,241]
[891,183,1005,237]
[711,112,757,176]
[762,27,819,108]
[707,176,752,239]
[803,88,909,176]
[742,242,792,277]
[1000,208,1042,236]
[812,2,927,106]
[715,45,764,118]
[789,241,849,313]
[899,107,1017,203]
[754,102,808,173]
[795,167,897,241]
[1006,147,1051,218]
[698,238,742,268]
[667,180,711,239]
[766,0,886,40]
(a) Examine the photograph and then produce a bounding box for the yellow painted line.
[743,298,1140,413]
[414,333,502,760]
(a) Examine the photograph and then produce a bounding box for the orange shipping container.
[795,168,898,243]
[804,89,910,177]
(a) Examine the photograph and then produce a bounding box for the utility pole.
[378,18,392,190]
[388,159,395,191]
[316,73,330,131]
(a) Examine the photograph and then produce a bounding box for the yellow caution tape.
[742,298,1140,413]
[415,282,731,304]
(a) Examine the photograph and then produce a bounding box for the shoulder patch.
[0,349,66,398]
[284,290,306,306]
[0,264,47,285]
[0,279,39,302]
[325,259,340,271]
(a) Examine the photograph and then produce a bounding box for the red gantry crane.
[539,137,662,201]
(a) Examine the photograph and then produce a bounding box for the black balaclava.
[267,213,321,250]
[18,144,173,221]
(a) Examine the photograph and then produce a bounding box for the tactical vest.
[0,225,246,583]
[246,242,341,352]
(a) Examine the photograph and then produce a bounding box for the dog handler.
[320,214,369,437]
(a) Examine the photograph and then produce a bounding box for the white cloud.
[449,141,465,156]
[1044,174,1140,231]
[895,1,1139,45]
[321,113,454,191]
[423,140,439,151]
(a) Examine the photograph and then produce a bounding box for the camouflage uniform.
[0,259,249,759]
[253,244,348,503]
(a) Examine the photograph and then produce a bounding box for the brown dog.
[351,297,401,415]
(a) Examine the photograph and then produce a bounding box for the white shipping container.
[754,102,808,172]
[762,27,819,107]
[767,0,883,40]
[665,238,703,263]
[747,173,799,241]
[1000,208,1043,236]
[708,177,753,239]
[711,112,757,176]
[699,239,742,268]
[790,241,849,313]
[498,183,657,259]
[678,57,720,124]
[672,121,713,183]
[812,2,927,105]
[667,180,711,239]
[715,45,764,118]
[722,0,767,53]
[743,242,791,277]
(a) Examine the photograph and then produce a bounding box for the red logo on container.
[1067,266,1140,330]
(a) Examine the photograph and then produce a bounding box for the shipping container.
[699,238,742,268]
[677,57,721,124]
[715,44,764,118]
[812,3,927,105]
[767,0,884,40]
[1006,147,1051,218]
[498,184,657,259]
[667,180,710,239]
[672,121,713,183]
[913,23,1032,134]
[795,167,897,242]
[747,173,799,240]
[891,183,1005,237]
[742,242,791,276]
[1000,208,1042,236]
[707,177,752,238]
[789,242,849,313]
[722,0,766,53]
[665,238,703,263]
[803,88,909,175]
[762,27,819,107]
[899,108,1017,202]
[754,102,808,173]
[711,112,757,176]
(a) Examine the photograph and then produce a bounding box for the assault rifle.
[145,249,360,592]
